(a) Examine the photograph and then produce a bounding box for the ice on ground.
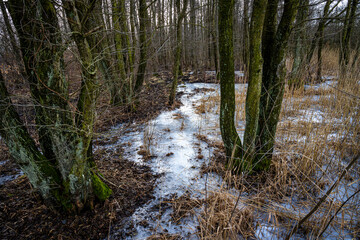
[304,79,337,91]
[98,81,358,239]
[0,171,22,185]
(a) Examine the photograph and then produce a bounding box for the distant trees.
[169,0,188,106]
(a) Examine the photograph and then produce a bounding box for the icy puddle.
[99,81,358,239]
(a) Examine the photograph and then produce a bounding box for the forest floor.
[0,67,359,240]
[0,68,224,239]
[0,70,184,239]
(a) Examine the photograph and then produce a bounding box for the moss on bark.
[218,0,243,170]
[255,0,299,171]
[243,0,267,170]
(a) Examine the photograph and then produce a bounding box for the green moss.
[91,173,112,201]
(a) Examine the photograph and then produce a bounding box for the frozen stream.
[103,83,232,239]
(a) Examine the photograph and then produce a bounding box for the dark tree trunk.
[218,0,243,169]
[134,0,150,97]
[339,0,358,80]
[289,0,309,89]
[0,0,21,61]
[242,0,250,76]
[305,0,331,82]
[255,0,299,171]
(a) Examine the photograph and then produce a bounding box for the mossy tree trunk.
[254,0,299,171]
[75,0,119,106]
[63,0,112,206]
[0,70,64,206]
[169,0,188,106]
[218,0,243,169]
[3,0,111,212]
[8,0,74,166]
[243,0,268,170]
[111,0,128,105]
[130,0,137,71]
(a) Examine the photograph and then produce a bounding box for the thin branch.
[285,153,360,240]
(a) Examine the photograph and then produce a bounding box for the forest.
[0,0,359,239]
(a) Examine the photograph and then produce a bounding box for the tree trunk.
[210,0,219,80]
[0,71,63,206]
[5,0,111,211]
[63,0,112,206]
[339,0,358,80]
[111,0,129,105]
[242,0,250,76]
[305,0,331,81]
[134,0,150,97]
[289,0,309,89]
[169,0,188,106]
[243,0,268,170]
[77,0,118,105]
[255,0,299,171]
[0,0,21,61]
[218,0,243,170]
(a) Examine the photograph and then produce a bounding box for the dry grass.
[193,48,360,239]
[138,122,156,160]
[137,48,360,239]
[197,192,255,240]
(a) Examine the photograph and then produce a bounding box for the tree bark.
[134,0,150,97]
[0,0,21,61]
[339,0,358,80]
[255,0,299,171]
[243,0,268,170]
[5,0,111,211]
[111,0,129,105]
[63,0,112,206]
[218,0,243,169]
[242,0,250,75]
[305,0,331,82]
[0,71,63,206]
